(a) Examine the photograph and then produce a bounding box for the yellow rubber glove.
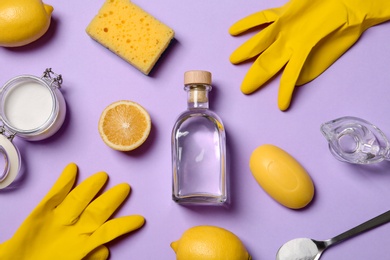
[229,0,390,110]
[0,163,145,260]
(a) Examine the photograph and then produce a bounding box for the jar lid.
[184,70,212,85]
[0,134,21,189]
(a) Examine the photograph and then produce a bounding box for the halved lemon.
[98,100,151,151]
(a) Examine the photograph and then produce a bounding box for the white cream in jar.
[4,81,54,131]
[0,69,66,141]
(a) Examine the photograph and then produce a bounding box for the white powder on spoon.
[277,238,318,260]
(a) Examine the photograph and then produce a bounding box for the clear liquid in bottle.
[171,70,228,205]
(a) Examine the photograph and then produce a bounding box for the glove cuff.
[343,0,390,27]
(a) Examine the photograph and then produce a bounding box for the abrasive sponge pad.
[86,0,175,75]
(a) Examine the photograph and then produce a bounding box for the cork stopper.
[184,70,212,85]
[184,71,212,105]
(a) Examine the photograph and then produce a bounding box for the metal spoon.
[276,209,390,260]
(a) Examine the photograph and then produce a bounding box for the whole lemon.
[171,225,251,260]
[0,0,53,47]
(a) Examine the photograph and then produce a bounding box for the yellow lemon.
[171,225,251,260]
[0,0,53,47]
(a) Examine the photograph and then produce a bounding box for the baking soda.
[277,238,318,260]
[4,81,53,131]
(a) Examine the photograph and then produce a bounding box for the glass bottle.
[171,70,228,205]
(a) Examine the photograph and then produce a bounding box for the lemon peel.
[0,0,53,47]
[171,225,251,260]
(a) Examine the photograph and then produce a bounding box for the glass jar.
[0,68,66,189]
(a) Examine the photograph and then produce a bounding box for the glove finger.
[278,50,308,111]
[39,163,78,209]
[240,39,291,94]
[83,245,109,260]
[230,24,277,64]
[229,7,283,35]
[55,171,108,225]
[87,215,145,249]
[78,183,131,231]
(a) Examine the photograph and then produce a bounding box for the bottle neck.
[185,84,211,109]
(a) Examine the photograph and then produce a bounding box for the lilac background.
[1,0,390,259]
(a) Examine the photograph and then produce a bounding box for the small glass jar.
[0,68,66,189]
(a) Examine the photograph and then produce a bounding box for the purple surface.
[1,0,390,259]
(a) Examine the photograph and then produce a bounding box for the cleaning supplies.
[321,116,390,164]
[229,0,390,110]
[0,69,66,189]
[86,0,174,75]
[171,225,251,260]
[0,0,53,47]
[249,144,314,209]
[0,163,145,259]
[171,71,228,206]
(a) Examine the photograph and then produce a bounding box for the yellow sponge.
[86,0,175,75]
